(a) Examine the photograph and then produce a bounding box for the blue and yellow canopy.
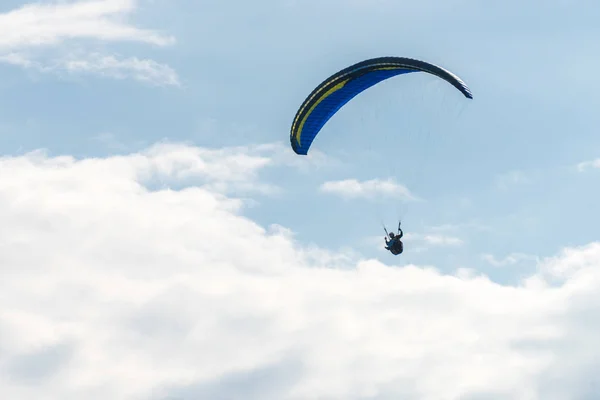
[290,57,473,155]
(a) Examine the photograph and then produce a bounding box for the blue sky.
[1,1,600,399]
[3,0,599,274]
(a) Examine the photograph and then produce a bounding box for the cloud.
[538,243,600,281]
[1,52,179,86]
[482,252,540,267]
[231,142,339,173]
[320,178,417,201]
[576,158,600,172]
[406,232,465,247]
[0,0,173,49]
[0,0,177,84]
[140,141,336,195]
[0,52,34,68]
[127,141,288,196]
[64,53,179,86]
[2,143,600,399]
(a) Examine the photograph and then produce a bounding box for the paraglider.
[290,56,473,255]
[384,221,404,255]
[290,56,472,155]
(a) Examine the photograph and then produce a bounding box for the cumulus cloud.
[0,0,177,85]
[1,143,600,399]
[320,178,417,201]
[103,141,289,195]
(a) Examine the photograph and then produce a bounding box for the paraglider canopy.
[290,56,473,155]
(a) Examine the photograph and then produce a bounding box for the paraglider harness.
[384,221,404,255]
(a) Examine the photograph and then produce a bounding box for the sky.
[1,0,600,399]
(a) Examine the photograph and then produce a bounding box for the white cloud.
[0,0,177,85]
[132,142,335,196]
[63,53,180,86]
[1,52,179,86]
[2,143,600,399]
[406,232,465,246]
[227,142,339,173]
[320,178,417,201]
[0,52,34,68]
[131,142,287,196]
[0,0,173,49]
[538,243,600,281]
[482,252,540,267]
[576,158,600,172]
